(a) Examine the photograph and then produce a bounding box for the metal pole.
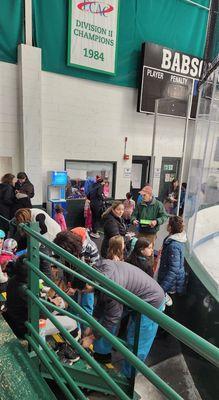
[24,0,33,45]
[176,92,193,216]
[27,221,40,354]
[149,99,159,185]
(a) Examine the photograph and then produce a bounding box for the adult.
[15,208,61,279]
[164,178,184,215]
[14,172,34,210]
[84,258,165,377]
[131,185,168,269]
[0,173,16,233]
[88,176,105,239]
[101,201,126,258]
[53,231,165,376]
[131,185,168,250]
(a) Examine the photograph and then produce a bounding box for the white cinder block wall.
[0,62,20,173]
[42,71,194,199]
[0,58,194,203]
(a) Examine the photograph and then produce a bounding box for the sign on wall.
[68,0,120,75]
[138,43,203,118]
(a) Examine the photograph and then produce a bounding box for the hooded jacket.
[131,198,168,234]
[94,259,164,331]
[158,232,187,294]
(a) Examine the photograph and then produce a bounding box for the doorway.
[131,156,150,201]
[158,157,181,201]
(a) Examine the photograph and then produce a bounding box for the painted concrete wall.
[0,53,194,203]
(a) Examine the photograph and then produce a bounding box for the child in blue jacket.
[158,216,186,295]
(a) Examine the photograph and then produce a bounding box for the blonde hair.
[107,235,124,261]
[15,208,31,224]
[102,200,123,218]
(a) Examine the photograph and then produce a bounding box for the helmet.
[3,238,17,253]
[0,230,5,239]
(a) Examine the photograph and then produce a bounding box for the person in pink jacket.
[54,205,67,231]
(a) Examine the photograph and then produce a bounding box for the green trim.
[185,244,219,303]
[67,0,120,76]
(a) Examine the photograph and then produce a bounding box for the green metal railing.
[1,217,219,400]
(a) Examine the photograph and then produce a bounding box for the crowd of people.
[0,172,187,375]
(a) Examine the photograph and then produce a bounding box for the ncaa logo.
[77,1,114,16]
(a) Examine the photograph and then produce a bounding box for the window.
[65,160,116,199]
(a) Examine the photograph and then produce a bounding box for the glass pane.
[65,160,114,199]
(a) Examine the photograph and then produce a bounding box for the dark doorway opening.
[131,156,151,201]
[158,157,181,202]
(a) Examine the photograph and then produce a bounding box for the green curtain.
[0,0,210,86]
[32,0,209,87]
[0,0,23,63]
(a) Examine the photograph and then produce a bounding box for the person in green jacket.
[131,185,168,267]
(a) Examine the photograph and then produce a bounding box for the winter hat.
[3,238,18,253]
[0,230,5,239]
[71,227,87,243]
[96,175,103,183]
[139,185,153,195]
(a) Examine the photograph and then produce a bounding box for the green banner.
[0,0,210,88]
[32,0,209,88]
[0,0,23,64]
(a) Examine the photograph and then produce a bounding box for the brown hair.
[54,231,82,258]
[1,173,15,185]
[168,216,184,234]
[15,208,31,224]
[107,235,124,261]
[102,200,123,218]
[55,204,64,213]
[126,237,153,277]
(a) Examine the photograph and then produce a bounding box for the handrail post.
[27,222,40,354]
[129,313,141,398]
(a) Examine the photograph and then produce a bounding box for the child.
[127,237,154,277]
[71,227,99,267]
[84,197,92,232]
[157,216,186,295]
[0,229,5,252]
[0,239,18,291]
[107,235,125,261]
[123,193,135,226]
[54,204,67,231]
[0,238,18,264]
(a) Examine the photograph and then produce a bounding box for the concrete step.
[134,354,202,400]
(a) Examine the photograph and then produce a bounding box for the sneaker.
[93,352,112,364]
[90,232,100,239]
[165,294,173,307]
[56,343,80,363]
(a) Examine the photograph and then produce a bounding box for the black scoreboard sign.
[138,43,203,118]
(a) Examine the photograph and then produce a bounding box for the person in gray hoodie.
[83,258,165,377]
